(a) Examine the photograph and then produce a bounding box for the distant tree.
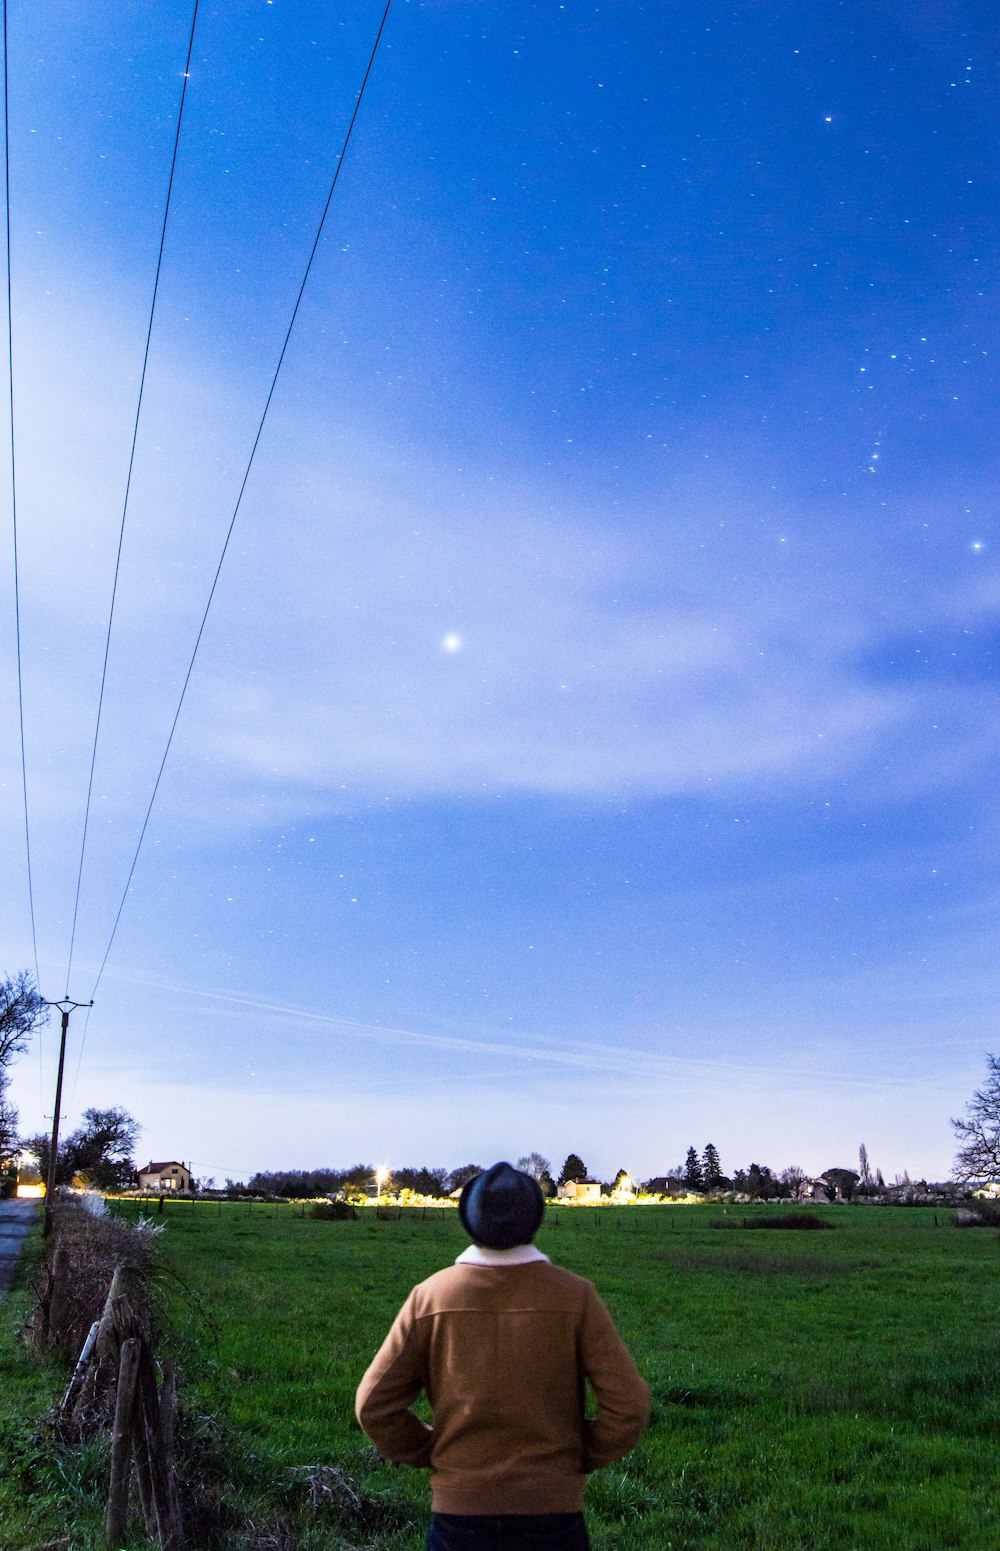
[65,1107,141,1192]
[539,1171,556,1198]
[247,1168,348,1198]
[445,1164,483,1193]
[558,1154,587,1186]
[22,1131,74,1189]
[952,1054,1000,1182]
[612,1168,634,1193]
[683,1147,703,1191]
[780,1165,807,1200]
[745,1163,777,1200]
[701,1143,723,1191]
[858,1142,873,1188]
[516,1153,551,1183]
[731,1167,749,1194]
[0,971,47,1068]
[0,1073,18,1163]
[392,1166,448,1197]
[822,1167,861,1201]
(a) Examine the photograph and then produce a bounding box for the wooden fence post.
[159,1358,184,1548]
[47,1245,69,1346]
[105,1336,141,1545]
[135,1341,183,1549]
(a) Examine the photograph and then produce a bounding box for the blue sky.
[2,0,998,1183]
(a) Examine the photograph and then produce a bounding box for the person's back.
[355,1163,650,1550]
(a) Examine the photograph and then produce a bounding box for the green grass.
[0,1214,101,1551]
[5,1200,1000,1548]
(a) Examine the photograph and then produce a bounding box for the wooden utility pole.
[41,996,92,1237]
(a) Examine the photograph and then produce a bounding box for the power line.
[64,0,201,999]
[86,0,394,1011]
[65,998,93,1114]
[3,0,40,991]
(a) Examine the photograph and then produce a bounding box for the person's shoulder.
[533,1260,594,1294]
[408,1259,596,1307]
[407,1263,473,1306]
[541,1263,608,1312]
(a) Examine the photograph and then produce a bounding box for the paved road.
[0,1198,38,1296]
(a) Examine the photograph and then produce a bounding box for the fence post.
[106,1336,141,1544]
[159,1357,184,1547]
[47,1244,69,1346]
[135,1340,183,1549]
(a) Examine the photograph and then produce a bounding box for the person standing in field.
[355,1161,650,1551]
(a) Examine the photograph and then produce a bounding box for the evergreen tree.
[683,1146,703,1190]
[745,1162,777,1200]
[701,1142,722,1190]
[558,1153,587,1185]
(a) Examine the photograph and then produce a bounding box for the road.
[0,1198,38,1296]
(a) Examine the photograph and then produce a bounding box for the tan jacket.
[355,1249,650,1515]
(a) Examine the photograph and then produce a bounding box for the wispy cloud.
[6,287,1000,848]
[114,969,957,1099]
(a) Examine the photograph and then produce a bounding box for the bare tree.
[445,1164,483,1193]
[516,1153,551,1183]
[780,1165,807,1200]
[0,971,48,1068]
[858,1143,873,1187]
[0,1073,19,1162]
[28,1106,142,1192]
[952,1055,1000,1181]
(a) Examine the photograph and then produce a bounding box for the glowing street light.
[375,1166,389,1202]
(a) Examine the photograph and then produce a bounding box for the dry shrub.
[309,1200,357,1221]
[283,1463,403,1531]
[956,1203,1000,1227]
[712,1212,834,1231]
[31,1198,161,1357]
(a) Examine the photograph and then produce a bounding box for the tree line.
[4,965,1000,1197]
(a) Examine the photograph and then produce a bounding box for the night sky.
[2,1,998,1184]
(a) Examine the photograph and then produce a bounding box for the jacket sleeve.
[579,1285,651,1471]
[355,1290,434,1467]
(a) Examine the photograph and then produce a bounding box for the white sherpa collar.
[455,1244,550,1267]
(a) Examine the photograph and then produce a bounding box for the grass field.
[3,1199,1000,1549]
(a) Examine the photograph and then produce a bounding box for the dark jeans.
[427,1513,590,1551]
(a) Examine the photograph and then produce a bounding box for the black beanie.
[458,1162,546,1249]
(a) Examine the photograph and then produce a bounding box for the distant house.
[138,1160,192,1194]
[556,1179,602,1204]
[643,1176,684,1197]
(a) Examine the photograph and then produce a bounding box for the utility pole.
[41,997,92,1238]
